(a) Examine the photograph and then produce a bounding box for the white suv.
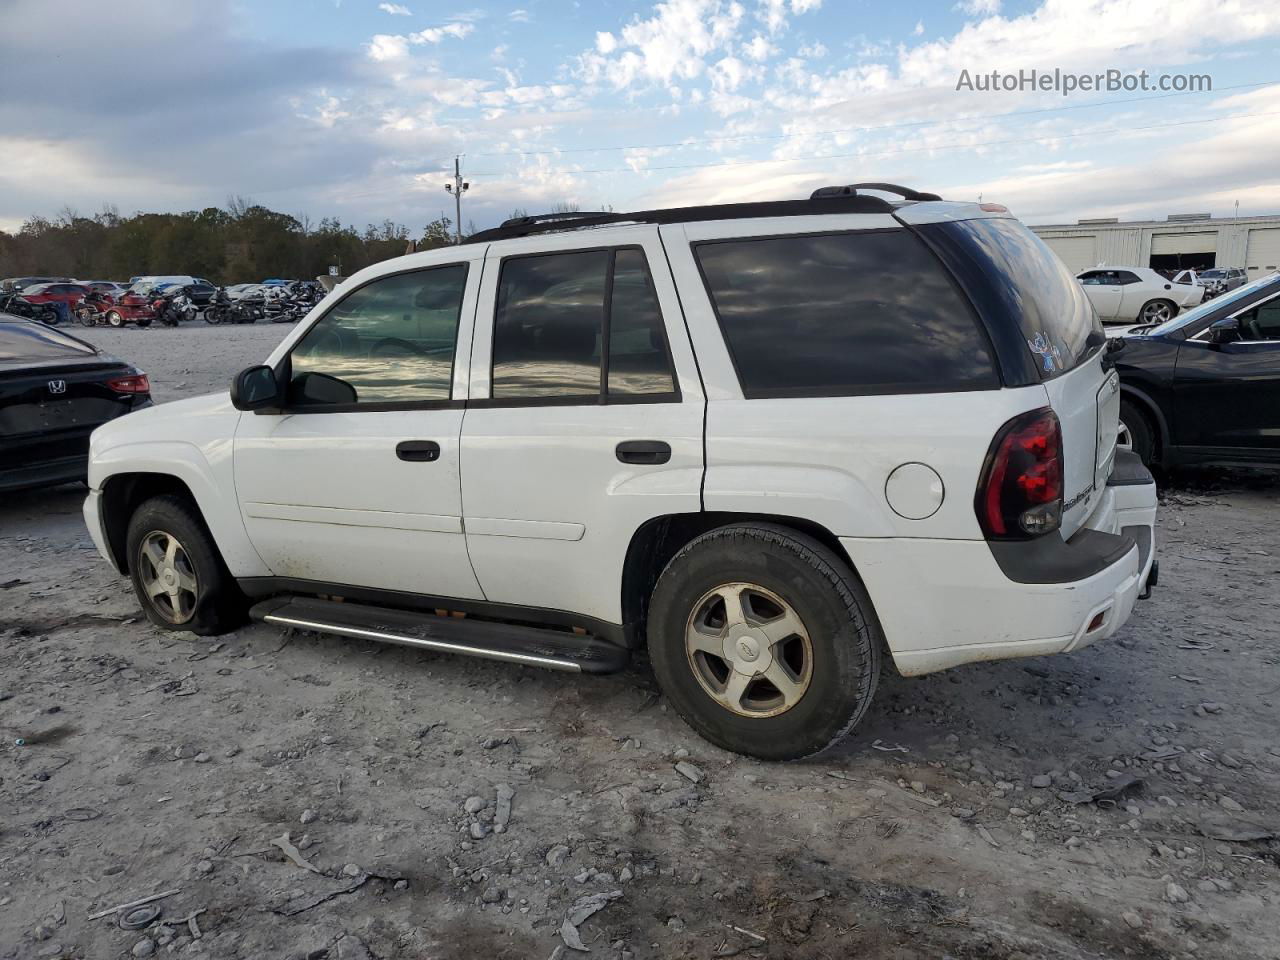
[83,184,1158,761]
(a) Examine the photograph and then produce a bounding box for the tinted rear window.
[693,230,998,397]
[0,320,97,361]
[920,217,1099,379]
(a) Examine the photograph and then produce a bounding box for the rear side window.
[694,231,997,397]
[492,247,677,400]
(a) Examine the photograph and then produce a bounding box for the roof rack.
[465,186,941,244]
[810,182,942,202]
[498,211,615,230]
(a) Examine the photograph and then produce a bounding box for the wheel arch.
[94,448,269,578]
[100,473,201,571]
[1119,383,1170,462]
[620,511,859,647]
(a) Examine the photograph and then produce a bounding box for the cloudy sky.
[2,0,1279,234]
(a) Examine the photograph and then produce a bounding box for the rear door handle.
[616,440,671,465]
[396,440,441,462]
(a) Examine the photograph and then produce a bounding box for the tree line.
[0,198,456,284]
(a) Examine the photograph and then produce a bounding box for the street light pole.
[444,156,469,244]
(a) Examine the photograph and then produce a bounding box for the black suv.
[1115,273,1280,467]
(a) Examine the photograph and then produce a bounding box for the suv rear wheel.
[647,523,882,760]
[125,495,247,636]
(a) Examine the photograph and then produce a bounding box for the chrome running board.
[248,596,628,674]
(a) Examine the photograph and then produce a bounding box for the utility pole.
[444,156,469,244]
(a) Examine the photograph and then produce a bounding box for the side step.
[249,596,629,674]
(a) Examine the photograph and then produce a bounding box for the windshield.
[1199,269,1226,279]
[1148,273,1280,335]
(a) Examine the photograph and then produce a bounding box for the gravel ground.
[2,322,1278,960]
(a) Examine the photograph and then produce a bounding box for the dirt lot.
[2,322,1278,960]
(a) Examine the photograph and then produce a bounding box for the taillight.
[106,373,150,394]
[975,407,1063,539]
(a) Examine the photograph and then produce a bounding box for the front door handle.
[396,440,441,462]
[616,440,671,465]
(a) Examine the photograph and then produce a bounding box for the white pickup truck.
[84,184,1158,760]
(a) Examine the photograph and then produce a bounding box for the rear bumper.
[842,453,1158,676]
[0,453,88,493]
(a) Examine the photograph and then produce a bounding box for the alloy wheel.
[136,530,199,624]
[1141,301,1172,323]
[684,582,813,718]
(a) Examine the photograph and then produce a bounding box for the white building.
[1030,213,1280,278]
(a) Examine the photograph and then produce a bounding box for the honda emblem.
[47,379,67,394]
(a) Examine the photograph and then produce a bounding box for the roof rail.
[499,211,615,229]
[466,193,900,244]
[810,183,942,202]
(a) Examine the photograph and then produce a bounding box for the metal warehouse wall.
[1030,214,1280,274]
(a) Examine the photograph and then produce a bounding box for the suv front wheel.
[647,523,882,760]
[125,495,247,636]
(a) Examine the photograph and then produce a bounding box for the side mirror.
[292,371,358,406]
[230,365,280,410]
[1207,317,1241,345]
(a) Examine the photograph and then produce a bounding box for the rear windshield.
[918,217,1100,379]
[0,320,97,360]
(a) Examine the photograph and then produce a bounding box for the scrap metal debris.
[1198,812,1275,843]
[560,890,623,951]
[87,889,181,922]
[1059,773,1143,806]
[270,832,322,874]
[871,740,909,753]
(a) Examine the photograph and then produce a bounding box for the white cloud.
[367,33,409,60]
[913,19,923,35]
[378,3,412,14]
[796,40,825,57]
[578,0,747,91]
[743,34,774,61]
[596,31,618,54]
[955,0,1000,15]
[411,21,474,43]
[942,94,1280,223]
[508,7,531,22]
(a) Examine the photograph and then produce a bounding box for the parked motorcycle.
[75,289,114,326]
[206,287,263,324]
[264,293,306,323]
[0,293,60,325]
[151,290,197,327]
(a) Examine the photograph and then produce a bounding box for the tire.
[1139,299,1176,324]
[125,494,247,636]
[106,311,124,328]
[205,307,223,324]
[1118,399,1156,466]
[76,307,97,327]
[647,523,883,761]
[136,316,152,328]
